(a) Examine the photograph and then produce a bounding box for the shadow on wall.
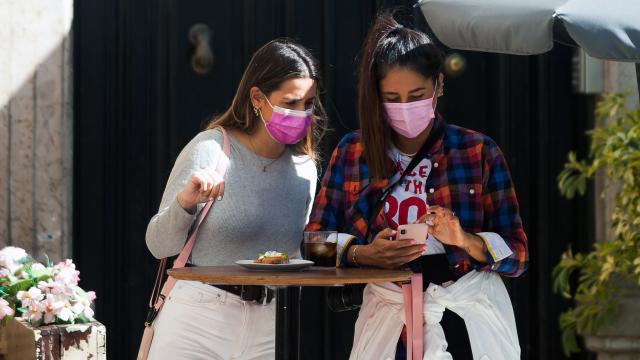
[0,1,74,266]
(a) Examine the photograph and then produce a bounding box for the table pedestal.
[275,287,301,360]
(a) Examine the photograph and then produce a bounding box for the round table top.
[167,266,413,286]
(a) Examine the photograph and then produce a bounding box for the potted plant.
[0,246,106,359]
[553,92,640,357]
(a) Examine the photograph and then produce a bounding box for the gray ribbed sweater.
[145,129,317,265]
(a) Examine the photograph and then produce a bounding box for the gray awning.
[419,0,640,62]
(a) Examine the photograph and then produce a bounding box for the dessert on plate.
[254,251,289,264]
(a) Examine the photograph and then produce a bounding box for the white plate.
[235,259,314,271]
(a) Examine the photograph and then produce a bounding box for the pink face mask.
[383,80,438,139]
[260,96,313,145]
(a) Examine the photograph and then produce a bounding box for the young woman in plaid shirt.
[306,13,528,359]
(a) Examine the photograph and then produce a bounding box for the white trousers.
[148,280,276,360]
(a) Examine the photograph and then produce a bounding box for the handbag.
[137,126,231,360]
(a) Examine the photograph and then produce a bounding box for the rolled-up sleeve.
[472,139,529,277]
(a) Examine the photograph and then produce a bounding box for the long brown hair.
[207,38,327,161]
[357,13,443,180]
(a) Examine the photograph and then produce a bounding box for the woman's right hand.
[357,228,425,269]
[176,168,225,213]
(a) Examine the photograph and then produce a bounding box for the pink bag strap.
[152,126,231,311]
[402,273,423,360]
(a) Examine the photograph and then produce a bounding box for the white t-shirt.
[383,146,445,255]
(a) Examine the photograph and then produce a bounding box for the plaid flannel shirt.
[306,118,528,277]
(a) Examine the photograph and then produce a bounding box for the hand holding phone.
[397,223,429,244]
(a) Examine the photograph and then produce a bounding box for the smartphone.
[397,223,429,244]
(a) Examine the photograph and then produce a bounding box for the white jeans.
[148,280,276,360]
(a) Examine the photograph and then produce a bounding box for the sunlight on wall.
[0,0,74,262]
[0,1,72,107]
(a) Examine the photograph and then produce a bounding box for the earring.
[253,107,260,117]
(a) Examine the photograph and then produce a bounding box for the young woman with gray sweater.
[145,39,326,360]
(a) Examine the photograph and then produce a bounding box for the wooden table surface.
[168,266,413,286]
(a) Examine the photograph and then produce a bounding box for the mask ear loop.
[252,90,271,119]
[432,77,440,113]
[261,92,275,110]
[255,91,271,125]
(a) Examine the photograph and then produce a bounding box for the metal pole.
[296,286,302,360]
[275,287,301,360]
[636,63,640,104]
[275,288,290,360]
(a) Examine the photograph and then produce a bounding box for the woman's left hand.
[417,205,488,263]
[416,205,465,247]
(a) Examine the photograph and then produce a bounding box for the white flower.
[0,298,14,320]
[53,259,80,287]
[41,294,64,324]
[0,268,11,279]
[71,291,96,320]
[31,263,46,272]
[57,301,74,322]
[0,247,28,273]
[0,268,12,286]
[17,287,45,308]
[23,302,45,324]
[38,280,64,295]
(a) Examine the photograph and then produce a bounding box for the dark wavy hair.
[357,12,443,180]
[208,38,327,161]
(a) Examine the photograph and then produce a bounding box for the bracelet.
[352,245,360,267]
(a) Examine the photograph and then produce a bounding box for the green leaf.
[31,265,51,279]
[75,314,91,324]
[34,274,52,284]
[558,311,581,357]
[560,327,580,357]
[6,279,34,296]
[75,286,87,297]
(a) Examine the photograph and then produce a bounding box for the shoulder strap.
[386,118,445,202]
[150,127,231,310]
